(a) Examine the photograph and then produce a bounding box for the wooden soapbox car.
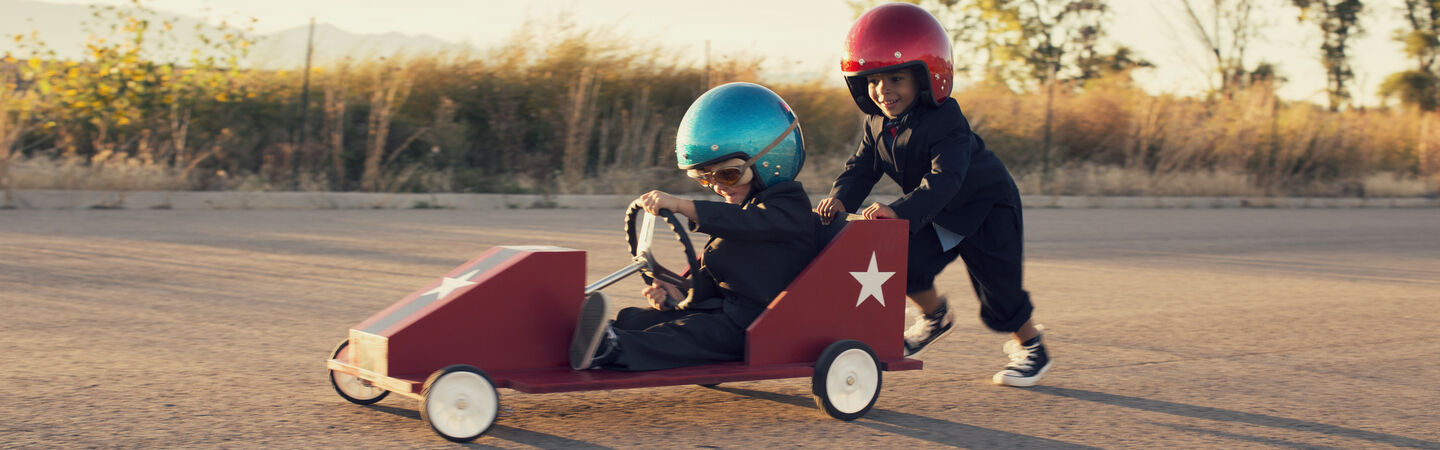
[326,203,920,442]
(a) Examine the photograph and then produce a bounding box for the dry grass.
[960,79,1440,198]
[2,16,1437,199]
[7,152,175,191]
[1360,172,1436,198]
[1014,164,1257,196]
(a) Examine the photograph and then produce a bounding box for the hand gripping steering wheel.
[624,199,700,295]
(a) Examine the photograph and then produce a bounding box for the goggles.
[684,118,800,188]
[687,166,748,187]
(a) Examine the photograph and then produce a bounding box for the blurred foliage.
[4,0,263,190]
[851,0,1150,90]
[0,3,1435,197]
[1381,70,1439,111]
[1290,0,1365,112]
[1381,0,1440,111]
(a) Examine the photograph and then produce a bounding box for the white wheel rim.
[333,370,386,400]
[426,371,497,439]
[826,348,879,414]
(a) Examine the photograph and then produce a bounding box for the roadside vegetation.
[1,1,1436,202]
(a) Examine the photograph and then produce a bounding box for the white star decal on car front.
[850,252,895,307]
[423,268,482,300]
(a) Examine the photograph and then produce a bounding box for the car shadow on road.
[709,386,1096,449]
[1029,386,1439,448]
[364,404,612,449]
[365,403,419,420]
[485,425,613,449]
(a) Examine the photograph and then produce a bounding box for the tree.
[1291,0,1365,111]
[867,0,1147,192]
[970,0,1149,88]
[852,0,1148,90]
[1379,0,1439,110]
[1401,0,1440,72]
[9,0,257,165]
[1179,0,1263,95]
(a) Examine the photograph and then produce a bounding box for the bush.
[2,9,1436,198]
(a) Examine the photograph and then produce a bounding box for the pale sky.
[25,0,1417,106]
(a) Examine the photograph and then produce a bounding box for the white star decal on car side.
[423,268,482,300]
[850,252,895,307]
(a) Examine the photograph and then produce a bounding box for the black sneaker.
[569,292,612,370]
[903,299,955,357]
[993,332,1051,387]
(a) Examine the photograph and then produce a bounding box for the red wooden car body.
[327,217,919,440]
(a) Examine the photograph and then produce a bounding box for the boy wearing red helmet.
[815,3,1050,387]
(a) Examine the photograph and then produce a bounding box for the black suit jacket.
[682,180,816,327]
[829,98,1021,237]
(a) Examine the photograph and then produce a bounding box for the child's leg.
[607,310,746,371]
[905,224,963,314]
[903,226,962,356]
[1012,319,1041,342]
[956,205,1049,386]
[907,289,944,315]
[957,205,1034,334]
[613,306,685,331]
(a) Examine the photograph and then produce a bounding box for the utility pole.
[1041,60,1056,195]
[1420,113,1430,182]
[293,17,316,190]
[703,40,710,90]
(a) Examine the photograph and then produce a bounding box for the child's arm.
[828,121,883,212]
[691,183,812,242]
[637,190,698,220]
[888,127,976,234]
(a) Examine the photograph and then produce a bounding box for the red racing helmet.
[840,3,954,115]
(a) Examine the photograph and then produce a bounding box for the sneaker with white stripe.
[993,331,1051,387]
[903,299,955,357]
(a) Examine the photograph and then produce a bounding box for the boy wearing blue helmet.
[815,4,1051,387]
[570,82,815,372]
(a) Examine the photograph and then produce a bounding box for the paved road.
[2,208,1437,448]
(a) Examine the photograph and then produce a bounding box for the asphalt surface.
[1,208,1437,448]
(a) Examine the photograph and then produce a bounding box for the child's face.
[865,69,917,118]
[694,158,752,204]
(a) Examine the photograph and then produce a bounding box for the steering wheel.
[625,200,701,297]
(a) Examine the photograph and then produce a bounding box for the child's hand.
[637,190,697,220]
[641,280,683,311]
[862,202,898,220]
[815,197,846,224]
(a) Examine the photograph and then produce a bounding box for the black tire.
[811,340,882,421]
[329,339,389,405]
[697,383,721,388]
[420,365,500,443]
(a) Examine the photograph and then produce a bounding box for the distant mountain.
[247,23,473,69]
[0,0,472,68]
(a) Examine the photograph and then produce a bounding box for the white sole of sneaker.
[993,360,1051,387]
[568,292,610,370]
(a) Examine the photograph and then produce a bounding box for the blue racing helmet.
[675,82,805,188]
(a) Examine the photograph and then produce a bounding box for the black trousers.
[605,306,747,371]
[907,204,1034,333]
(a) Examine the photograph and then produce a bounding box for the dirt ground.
[1,208,1437,448]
